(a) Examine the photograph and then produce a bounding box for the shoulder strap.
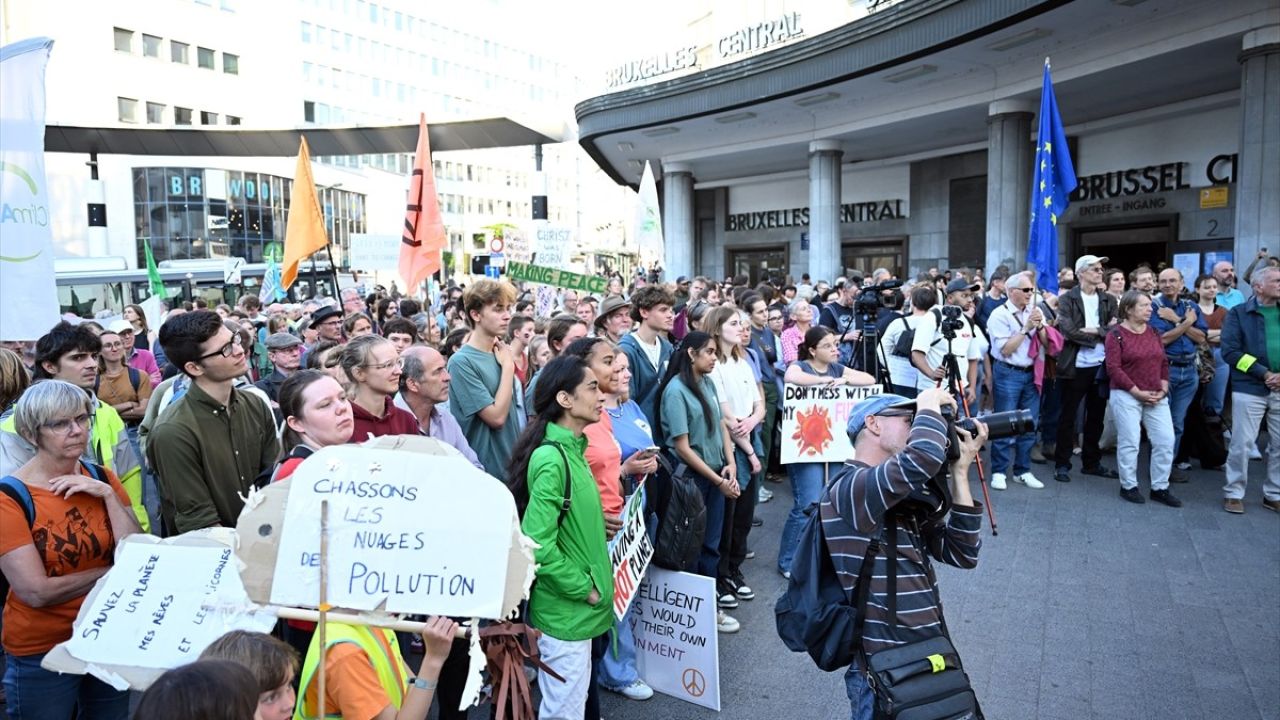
[850,521,883,655]
[539,441,573,527]
[0,476,36,528]
[127,367,141,392]
[78,460,107,484]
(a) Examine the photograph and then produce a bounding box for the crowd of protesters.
[0,249,1275,718]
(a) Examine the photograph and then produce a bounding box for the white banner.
[607,486,652,621]
[269,446,518,619]
[52,536,276,689]
[348,233,401,271]
[629,567,720,711]
[780,383,883,464]
[0,38,60,340]
[633,161,664,268]
[533,224,574,267]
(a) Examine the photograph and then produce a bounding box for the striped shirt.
[821,410,984,667]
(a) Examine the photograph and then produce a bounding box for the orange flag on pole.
[400,113,446,290]
[281,136,329,290]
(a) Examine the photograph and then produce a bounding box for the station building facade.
[576,0,1279,288]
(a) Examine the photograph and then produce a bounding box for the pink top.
[127,348,162,385]
[1104,324,1169,393]
[781,325,806,365]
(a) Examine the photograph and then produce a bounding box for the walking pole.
[318,500,329,719]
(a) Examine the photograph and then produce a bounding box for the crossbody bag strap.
[539,441,573,527]
[850,516,885,654]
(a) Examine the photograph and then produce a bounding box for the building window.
[171,41,189,64]
[118,97,138,123]
[303,101,316,122]
[226,115,241,125]
[197,47,215,69]
[175,107,193,125]
[142,34,162,58]
[146,102,165,124]
[113,28,133,53]
[201,111,218,125]
[301,21,311,43]
[222,53,239,74]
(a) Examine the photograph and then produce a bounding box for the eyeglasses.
[815,342,838,351]
[197,335,244,361]
[44,413,91,434]
[768,315,783,322]
[101,341,124,350]
[363,357,404,371]
[874,409,915,422]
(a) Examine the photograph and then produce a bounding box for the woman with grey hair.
[0,380,141,719]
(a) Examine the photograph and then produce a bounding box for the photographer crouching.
[826,387,988,719]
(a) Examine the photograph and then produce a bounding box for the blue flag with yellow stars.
[1027,59,1076,294]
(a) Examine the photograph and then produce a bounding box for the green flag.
[142,241,164,297]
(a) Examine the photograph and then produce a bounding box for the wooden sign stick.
[318,500,329,720]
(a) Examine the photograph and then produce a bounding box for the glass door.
[727,245,789,287]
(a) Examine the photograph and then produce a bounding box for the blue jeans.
[1202,347,1229,417]
[989,363,1041,475]
[3,652,129,720]
[844,665,875,720]
[597,612,640,691]
[1166,363,1199,457]
[777,461,828,574]
[695,476,726,580]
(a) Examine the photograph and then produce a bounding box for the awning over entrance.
[44,117,567,156]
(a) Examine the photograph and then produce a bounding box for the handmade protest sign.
[44,532,275,690]
[629,567,720,711]
[506,260,607,294]
[608,487,652,621]
[780,383,883,463]
[265,442,522,619]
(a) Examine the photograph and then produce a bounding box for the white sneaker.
[1175,461,1192,471]
[1014,472,1044,489]
[990,472,1007,490]
[614,679,654,701]
[758,486,773,503]
[717,611,740,633]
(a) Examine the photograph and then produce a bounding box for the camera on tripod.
[854,280,904,316]
[937,305,966,338]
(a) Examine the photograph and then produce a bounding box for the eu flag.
[1027,59,1076,294]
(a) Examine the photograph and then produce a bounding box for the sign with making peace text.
[780,383,883,464]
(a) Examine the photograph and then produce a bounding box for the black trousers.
[718,459,760,580]
[434,637,475,720]
[1054,370,1108,471]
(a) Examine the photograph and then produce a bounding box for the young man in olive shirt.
[148,311,279,534]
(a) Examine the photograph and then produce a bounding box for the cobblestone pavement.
[598,448,1280,720]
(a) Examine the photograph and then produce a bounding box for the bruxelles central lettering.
[725,200,904,232]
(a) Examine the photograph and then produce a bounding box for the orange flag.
[281,136,329,290]
[400,113,446,290]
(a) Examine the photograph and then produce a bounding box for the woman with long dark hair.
[653,331,740,633]
[505,355,613,720]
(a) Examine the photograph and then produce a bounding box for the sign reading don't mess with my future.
[779,383,882,464]
[270,446,517,619]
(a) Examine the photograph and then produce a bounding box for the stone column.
[1234,26,1280,264]
[985,100,1035,276]
[662,161,695,280]
[808,140,843,283]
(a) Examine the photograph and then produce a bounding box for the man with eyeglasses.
[985,272,1047,490]
[1053,255,1120,484]
[0,321,149,531]
[254,332,304,406]
[147,311,279,535]
[310,306,344,343]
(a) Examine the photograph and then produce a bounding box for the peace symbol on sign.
[682,667,706,697]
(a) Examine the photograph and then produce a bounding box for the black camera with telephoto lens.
[940,407,1036,461]
[854,279,904,316]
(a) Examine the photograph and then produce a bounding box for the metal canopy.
[44,117,563,156]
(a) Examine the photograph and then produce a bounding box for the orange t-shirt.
[583,410,625,516]
[303,631,407,720]
[0,465,131,656]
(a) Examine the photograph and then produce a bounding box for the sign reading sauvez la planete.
[506,260,606,294]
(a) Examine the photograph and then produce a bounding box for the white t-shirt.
[709,355,758,419]
[879,314,923,389]
[1076,291,1106,368]
[911,309,983,391]
[636,334,662,371]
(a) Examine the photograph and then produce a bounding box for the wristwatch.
[410,676,437,691]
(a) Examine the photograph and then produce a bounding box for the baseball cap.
[107,318,134,335]
[676,275,689,284]
[944,278,980,295]
[846,394,915,441]
[265,332,303,350]
[1075,254,1109,273]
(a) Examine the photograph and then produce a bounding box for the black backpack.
[646,453,706,572]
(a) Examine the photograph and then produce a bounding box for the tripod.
[851,311,890,391]
[937,336,999,535]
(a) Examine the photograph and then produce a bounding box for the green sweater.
[520,422,614,641]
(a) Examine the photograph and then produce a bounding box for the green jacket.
[521,422,614,641]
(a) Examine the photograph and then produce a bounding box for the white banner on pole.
[348,233,401,271]
[607,486,652,621]
[633,161,665,268]
[0,38,60,340]
[629,567,720,711]
[779,383,883,464]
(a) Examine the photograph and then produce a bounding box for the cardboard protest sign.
[607,487,652,621]
[240,436,533,620]
[506,260,606,294]
[780,383,883,464]
[43,531,275,690]
[629,567,720,711]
